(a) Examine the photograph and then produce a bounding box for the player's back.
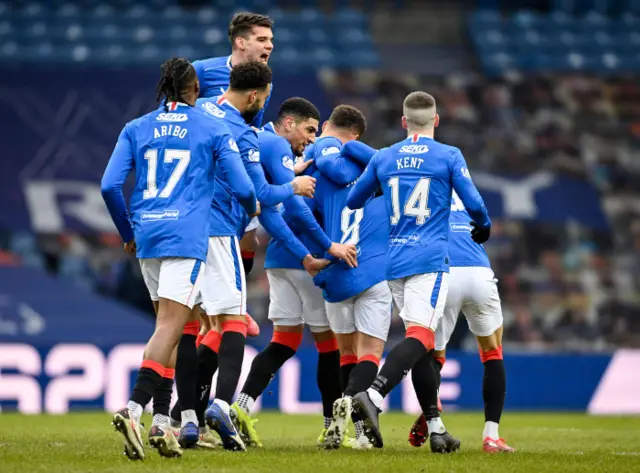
[375,134,455,279]
[313,174,389,302]
[126,103,221,261]
[197,96,254,237]
[192,55,231,98]
[449,191,491,268]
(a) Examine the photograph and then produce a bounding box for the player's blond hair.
[403,92,437,129]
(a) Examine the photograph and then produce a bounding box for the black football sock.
[214,322,247,404]
[339,355,357,393]
[345,357,379,397]
[411,352,440,419]
[241,341,297,400]
[195,331,220,426]
[483,359,506,423]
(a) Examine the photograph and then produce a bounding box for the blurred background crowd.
[1,0,639,351]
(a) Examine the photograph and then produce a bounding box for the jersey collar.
[408,133,432,142]
[263,121,278,135]
[216,95,240,113]
[163,101,190,110]
[226,55,232,71]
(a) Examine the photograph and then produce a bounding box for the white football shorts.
[139,257,203,309]
[200,236,246,316]
[435,266,503,351]
[325,281,392,342]
[388,271,449,330]
[267,268,329,330]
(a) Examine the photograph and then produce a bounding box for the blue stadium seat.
[469,10,502,28]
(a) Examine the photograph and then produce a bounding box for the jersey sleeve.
[259,205,310,262]
[449,148,491,228]
[101,124,135,243]
[346,151,381,210]
[267,140,333,251]
[315,149,363,185]
[341,140,377,167]
[240,131,294,206]
[214,131,257,216]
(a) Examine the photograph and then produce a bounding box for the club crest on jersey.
[399,144,429,154]
[200,101,226,118]
[321,146,340,156]
[248,149,260,162]
[282,156,294,171]
[156,113,188,122]
[229,138,239,152]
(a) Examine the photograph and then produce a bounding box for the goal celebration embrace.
[101,10,509,460]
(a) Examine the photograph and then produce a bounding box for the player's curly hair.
[329,105,367,137]
[228,12,273,45]
[155,57,197,111]
[229,60,272,92]
[276,97,320,124]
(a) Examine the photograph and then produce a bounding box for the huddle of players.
[101,12,514,460]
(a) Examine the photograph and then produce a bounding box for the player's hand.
[328,242,358,268]
[123,240,136,255]
[291,175,316,198]
[250,201,261,218]
[302,255,331,277]
[294,158,314,175]
[470,221,491,244]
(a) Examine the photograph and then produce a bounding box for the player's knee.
[311,327,339,353]
[335,332,357,356]
[357,334,385,359]
[405,324,435,351]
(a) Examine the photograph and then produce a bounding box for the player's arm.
[215,132,257,216]
[449,149,492,241]
[267,144,333,251]
[315,146,363,185]
[346,152,381,210]
[258,205,310,262]
[341,140,377,167]
[240,133,296,206]
[101,124,135,244]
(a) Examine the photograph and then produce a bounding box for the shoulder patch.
[321,146,340,156]
[248,149,260,162]
[282,156,294,171]
[228,138,239,152]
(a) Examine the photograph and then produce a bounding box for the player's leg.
[353,273,457,451]
[296,270,342,445]
[202,236,248,451]
[464,267,513,452]
[240,224,260,337]
[409,270,461,447]
[233,269,305,447]
[114,258,202,459]
[321,297,357,449]
[171,308,200,448]
[346,281,391,449]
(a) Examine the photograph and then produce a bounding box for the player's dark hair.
[229,60,272,92]
[276,97,320,124]
[155,57,197,110]
[228,12,273,45]
[329,105,367,137]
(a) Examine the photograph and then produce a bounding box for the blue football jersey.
[312,173,389,303]
[197,97,293,237]
[192,55,271,127]
[264,135,342,269]
[346,134,491,280]
[448,191,491,268]
[101,102,255,261]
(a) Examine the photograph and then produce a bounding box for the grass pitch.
[0,412,639,472]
